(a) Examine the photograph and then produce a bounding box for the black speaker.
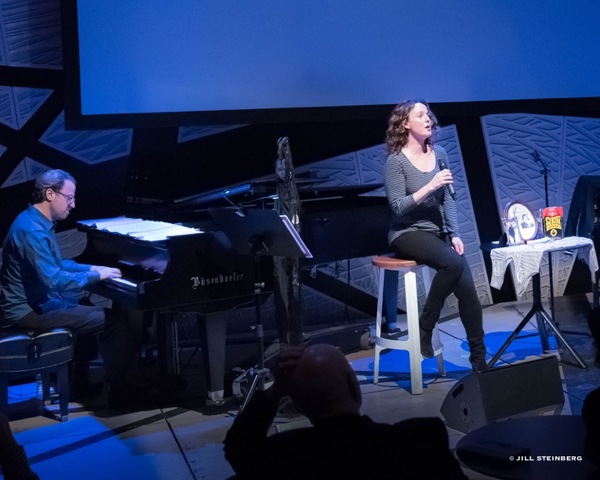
[441,356,564,433]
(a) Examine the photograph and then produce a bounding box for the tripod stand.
[487,271,587,368]
[488,238,595,369]
[209,207,312,411]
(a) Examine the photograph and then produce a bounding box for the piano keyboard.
[105,277,138,292]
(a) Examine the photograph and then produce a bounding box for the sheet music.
[78,216,203,241]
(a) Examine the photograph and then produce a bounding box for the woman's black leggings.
[383,230,485,362]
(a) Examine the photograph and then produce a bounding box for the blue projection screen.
[64,0,600,126]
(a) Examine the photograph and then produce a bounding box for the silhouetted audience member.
[224,343,467,479]
[582,306,600,467]
[0,413,39,480]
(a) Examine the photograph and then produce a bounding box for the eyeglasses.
[55,191,76,205]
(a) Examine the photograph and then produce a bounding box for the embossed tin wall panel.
[0,87,52,130]
[39,112,133,165]
[0,0,62,69]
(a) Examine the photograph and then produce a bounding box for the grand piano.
[165,180,392,264]
[77,180,391,403]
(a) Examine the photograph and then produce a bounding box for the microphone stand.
[532,152,585,343]
[533,152,555,324]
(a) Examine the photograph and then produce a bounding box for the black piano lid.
[166,180,384,210]
[298,183,384,201]
[172,182,257,206]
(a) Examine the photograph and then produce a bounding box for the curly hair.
[385,99,439,154]
[31,169,76,204]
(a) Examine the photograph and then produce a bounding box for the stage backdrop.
[1,1,599,337]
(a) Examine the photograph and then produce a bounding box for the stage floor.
[4,294,598,480]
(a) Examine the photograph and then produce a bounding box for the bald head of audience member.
[285,344,362,423]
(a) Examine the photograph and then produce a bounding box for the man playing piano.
[0,169,143,404]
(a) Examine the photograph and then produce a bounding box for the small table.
[488,237,598,369]
[456,416,597,480]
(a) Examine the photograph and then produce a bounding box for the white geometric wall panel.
[295,150,368,187]
[0,0,62,69]
[177,124,246,143]
[1,157,51,188]
[0,86,53,129]
[39,111,133,165]
[482,113,600,301]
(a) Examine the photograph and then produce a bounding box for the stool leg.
[0,377,8,413]
[404,270,423,395]
[57,364,69,422]
[41,372,51,405]
[373,267,386,384]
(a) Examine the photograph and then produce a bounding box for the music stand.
[209,207,312,410]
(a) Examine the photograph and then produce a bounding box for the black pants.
[18,305,138,386]
[384,230,486,368]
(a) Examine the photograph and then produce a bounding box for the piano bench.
[371,256,445,394]
[0,327,74,422]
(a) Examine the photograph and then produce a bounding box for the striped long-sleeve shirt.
[384,144,460,246]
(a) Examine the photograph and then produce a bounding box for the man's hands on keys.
[91,266,122,280]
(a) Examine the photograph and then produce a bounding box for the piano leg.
[197,314,227,405]
[153,310,227,403]
[155,311,179,377]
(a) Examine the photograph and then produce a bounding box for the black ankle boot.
[419,327,434,358]
[470,357,488,372]
[468,336,488,372]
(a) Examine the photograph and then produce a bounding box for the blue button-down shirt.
[0,205,100,325]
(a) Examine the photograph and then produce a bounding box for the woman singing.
[383,100,487,372]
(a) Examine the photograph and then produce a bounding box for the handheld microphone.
[437,157,456,200]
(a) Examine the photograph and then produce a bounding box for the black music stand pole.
[238,240,269,412]
[543,171,559,329]
[533,151,557,325]
[533,152,588,338]
[208,207,312,411]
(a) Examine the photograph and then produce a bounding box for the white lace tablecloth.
[490,236,599,297]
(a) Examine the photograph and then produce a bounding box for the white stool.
[372,256,445,395]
